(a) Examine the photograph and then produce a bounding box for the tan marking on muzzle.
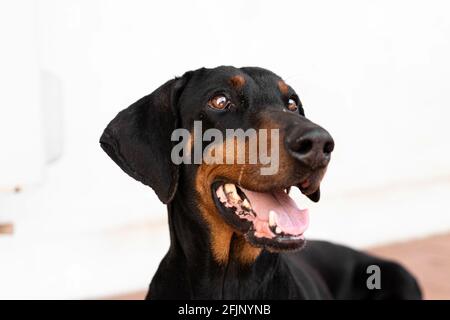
[195,137,262,265]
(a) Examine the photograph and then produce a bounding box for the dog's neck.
[151,195,281,299]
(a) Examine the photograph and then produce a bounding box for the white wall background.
[1,0,450,298]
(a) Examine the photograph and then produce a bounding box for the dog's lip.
[214,177,312,196]
[298,174,322,196]
[298,182,317,196]
[212,178,318,206]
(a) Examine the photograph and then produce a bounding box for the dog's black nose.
[287,127,334,169]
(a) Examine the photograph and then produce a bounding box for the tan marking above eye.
[229,75,245,88]
[287,98,298,111]
[278,80,289,95]
[208,95,230,110]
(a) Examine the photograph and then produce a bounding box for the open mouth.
[211,181,310,251]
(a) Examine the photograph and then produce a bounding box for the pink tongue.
[242,188,309,236]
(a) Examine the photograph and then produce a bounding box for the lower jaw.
[245,229,306,251]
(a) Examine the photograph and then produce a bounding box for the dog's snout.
[287,127,334,169]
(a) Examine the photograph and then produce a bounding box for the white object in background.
[0,1,44,189]
[41,70,64,164]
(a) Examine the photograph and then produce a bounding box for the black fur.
[100,66,422,299]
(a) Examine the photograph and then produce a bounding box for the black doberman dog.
[100,66,421,299]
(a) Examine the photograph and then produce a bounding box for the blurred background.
[1,0,449,299]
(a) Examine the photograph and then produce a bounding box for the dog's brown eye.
[287,98,298,112]
[208,95,230,110]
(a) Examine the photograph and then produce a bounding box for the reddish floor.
[368,233,450,299]
[105,232,450,300]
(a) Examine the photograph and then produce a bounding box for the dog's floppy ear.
[99,75,189,204]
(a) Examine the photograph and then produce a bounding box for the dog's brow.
[229,75,245,88]
[278,80,289,95]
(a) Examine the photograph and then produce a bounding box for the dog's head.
[100,66,334,263]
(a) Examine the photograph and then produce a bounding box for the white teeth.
[241,198,251,210]
[224,183,242,204]
[269,210,277,227]
[269,211,282,234]
[223,183,236,194]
